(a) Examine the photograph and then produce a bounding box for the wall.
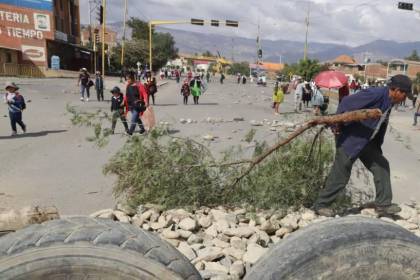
[0,1,54,66]
[0,48,18,64]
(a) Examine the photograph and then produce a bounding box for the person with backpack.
[3,82,26,136]
[95,71,104,102]
[126,72,146,135]
[78,68,91,102]
[181,79,191,105]
[190,75,203,105]
[110,86,129,134]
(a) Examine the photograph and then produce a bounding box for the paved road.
[0,77,419,215]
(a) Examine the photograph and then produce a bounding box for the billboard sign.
[0,0,52,11]
[0,2,53,65]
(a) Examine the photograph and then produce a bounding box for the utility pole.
[121,0,128,67]
[102,0,106,76]
[303,2,310,61]
[231,38,234,62]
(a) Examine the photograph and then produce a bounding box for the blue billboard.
[0,0,53,11]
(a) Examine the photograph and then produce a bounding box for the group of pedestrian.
[77,68,104,102]
[180,75,205,105]
[292,78,326,115]
[236,73,247,84]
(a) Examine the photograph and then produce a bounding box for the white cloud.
[79,0,420,46]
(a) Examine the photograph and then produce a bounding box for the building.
[329,55,363,76]
[249,62,284,79]
[80,26,118,50]
[0,0,92,75]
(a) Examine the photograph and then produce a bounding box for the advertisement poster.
[0,0,52,11]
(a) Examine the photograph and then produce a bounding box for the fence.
[0,63,44,78]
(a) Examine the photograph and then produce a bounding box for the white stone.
[223,247,245,260]
[250,120,263,126]
[212,238,230,248]
[140,209,153,221]
[190,243,205,252]
[188,234,204,245]
[179,217,198,231]
[214,220,230,232]
[90,209,114,219]
[203,134,215,141]
[398,204,417,220]
[204,261,229,274]
[131,215,144,227]
[199,216,212,228]
[223,227,255,238]
[395,219,419,231]
[301,209,317,221]
[254,230,270,247]
[275,226,293,237]
[279,214,299,230]
[151,215,170,230]
[243,243,268,264]
[271,236,281,244]
[229,237,245,251]
[260,221,276,235]
[195,261,205,271]
[164,238,180,247]
[230,261,245,278]
[162,229,180,239]
[178,242,197,261]
[361,208,378,217]
[177,229,193,239]
[142,223,151,231]
[194,247,224,263]
[205,224,219,237]
[113,210,131,223]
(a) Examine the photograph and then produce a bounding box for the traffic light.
[95,34,100,44]
[98,5,104,24]
[398,2,413,10]
[211,20,219,27]
[191,18,204,25]
[258,49,263,59]
[226,20,239,27]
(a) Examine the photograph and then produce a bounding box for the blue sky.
[79,0,420,46]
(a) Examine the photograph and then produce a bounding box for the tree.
[280,59,328,81]
[112,18,178,71]
[127,17,152,41]
[227,62,249,76]
[405,50,420,62]
[202,50,214,57]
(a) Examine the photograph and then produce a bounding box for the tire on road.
[0,217,201,280]
[244,216,420,280]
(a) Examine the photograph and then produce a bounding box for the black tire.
[245,216,420,280]
[0,217,201,280]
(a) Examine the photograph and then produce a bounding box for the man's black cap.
[388,74,413,100]
[110,86,121,94]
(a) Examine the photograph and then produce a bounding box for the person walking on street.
[181,79,190,105]
[95,71,104,101]
[3,82,26,136]
[78,68,90,102]
[314,75,413,217]
[237,73,241,84]
[242,75,247,84]
[190,75,203,105]
[220,72,225,84]
[145,71,158,105]
[294,78,304,112]
[206,71,211,83]
[412,84,418,109]
[302,82,312,108]
[175,69,181,83]
[110,86,129,134]
[311,85,324,116]
[338,84,350,104]
[272,82,284,115]
[126,73,146,135]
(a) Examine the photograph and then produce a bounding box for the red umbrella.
[314,70,348,88]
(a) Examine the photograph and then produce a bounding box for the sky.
[79,0,420,46]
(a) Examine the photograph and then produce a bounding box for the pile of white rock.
[90,203,420,280]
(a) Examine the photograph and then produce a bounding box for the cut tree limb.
[228,109,382,188]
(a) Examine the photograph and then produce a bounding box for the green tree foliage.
[405,50,420,62]
[280,59,329,81]
[202,50,214,57]
[111,18,178,71]
[228,62,250,76]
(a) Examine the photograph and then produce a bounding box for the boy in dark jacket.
[3,82,26,136]
[110,86,129,134]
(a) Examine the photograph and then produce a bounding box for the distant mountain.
[106,22,420,64]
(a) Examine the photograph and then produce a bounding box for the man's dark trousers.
[316,141,392,207]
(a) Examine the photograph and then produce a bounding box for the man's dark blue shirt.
[336,87,392,159]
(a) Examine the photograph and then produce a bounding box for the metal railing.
[0,63,44,78]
